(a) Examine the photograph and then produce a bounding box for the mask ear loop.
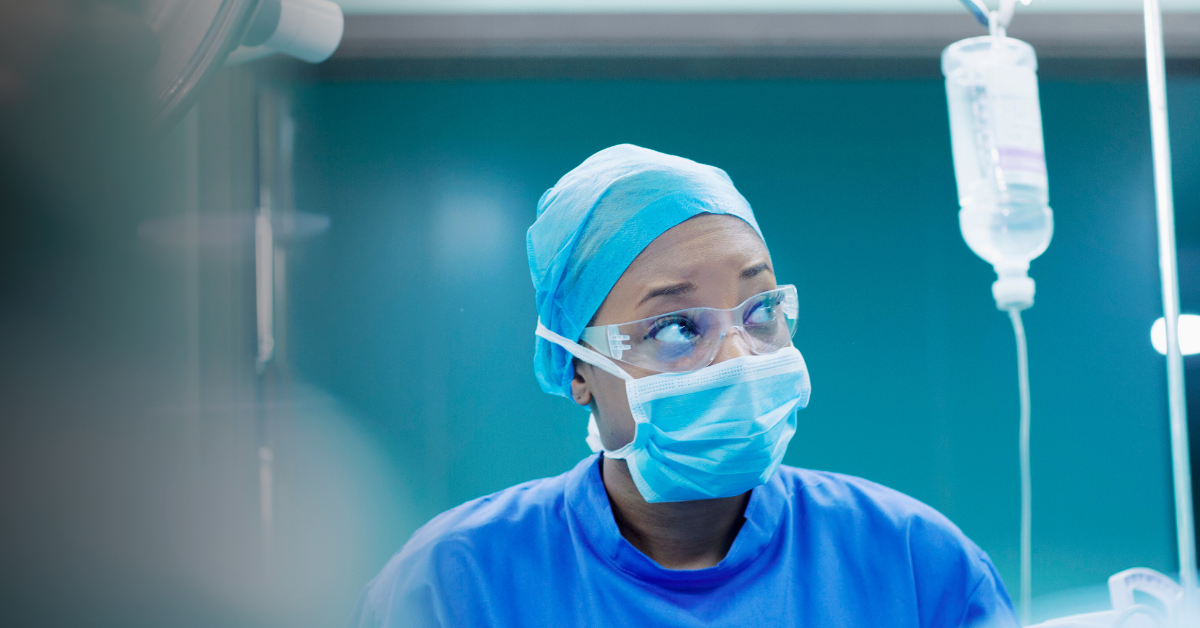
[536,320,637,456]
[585,413,607,453]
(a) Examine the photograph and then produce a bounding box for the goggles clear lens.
[579,285,799,373]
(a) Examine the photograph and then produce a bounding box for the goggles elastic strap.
[536,320,633,382]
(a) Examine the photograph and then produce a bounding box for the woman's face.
[572,213,777,450]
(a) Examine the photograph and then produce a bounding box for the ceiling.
[335,0,1200,15]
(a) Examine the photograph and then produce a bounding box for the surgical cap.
[527,144,765,399]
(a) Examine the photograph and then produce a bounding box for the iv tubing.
[1142,0,1200,622]
[1010,309,1032,626]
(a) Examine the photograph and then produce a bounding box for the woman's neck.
[600,457,750,570]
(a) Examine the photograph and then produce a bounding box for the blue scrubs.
[351,455,1018,628]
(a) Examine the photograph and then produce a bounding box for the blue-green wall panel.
[289,77,1197,602]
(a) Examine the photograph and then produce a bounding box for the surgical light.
[226,0,345,65]
[145,0,344,132]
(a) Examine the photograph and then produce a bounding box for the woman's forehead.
[592,215,773,322]
[630,215,769,279]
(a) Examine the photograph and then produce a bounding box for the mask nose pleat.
[647,371,803,429]
[646,407,796,465]
[650,401,797,446]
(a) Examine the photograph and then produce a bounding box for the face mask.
[536,321,811,503]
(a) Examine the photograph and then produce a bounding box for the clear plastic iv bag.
[943,36,1053,310]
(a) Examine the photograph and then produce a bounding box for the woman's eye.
[745,300,777,325]
[647,317,699,343]
[655,324,691,343]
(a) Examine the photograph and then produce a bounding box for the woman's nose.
[711,328,755,365]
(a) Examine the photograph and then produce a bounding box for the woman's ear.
[570,358,594,406]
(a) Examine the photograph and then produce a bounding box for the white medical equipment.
[225,0,344,66]
[946,1,1199,627]
[145,0,344,131]
[1032,569,1182,628]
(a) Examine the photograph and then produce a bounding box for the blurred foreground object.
[0,2,348,627]
[0,0,344,222]
[0,0,159,225]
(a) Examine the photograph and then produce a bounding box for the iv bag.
[943,36,1053,310]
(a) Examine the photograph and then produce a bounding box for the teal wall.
[289,77,1200,611]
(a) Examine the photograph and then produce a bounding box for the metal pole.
[1142,1,1199,621]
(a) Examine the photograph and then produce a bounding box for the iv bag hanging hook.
[959,0,991,28]
[958,0,1032,37]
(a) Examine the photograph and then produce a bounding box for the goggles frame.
[578,285,798,373]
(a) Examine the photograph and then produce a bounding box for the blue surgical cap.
[527,144,764,398]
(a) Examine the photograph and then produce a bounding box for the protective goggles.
[579,285,798,374]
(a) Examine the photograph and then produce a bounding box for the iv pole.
[1142,1,1199,625]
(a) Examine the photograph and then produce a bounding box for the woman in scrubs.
[351,145,1019,628]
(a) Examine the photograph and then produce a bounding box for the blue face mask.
[537,322,811,503]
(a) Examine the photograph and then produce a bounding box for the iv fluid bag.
[943,37,1053,275]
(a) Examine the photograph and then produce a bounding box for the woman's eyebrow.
[638,282,696,306]
[741,263,772,278]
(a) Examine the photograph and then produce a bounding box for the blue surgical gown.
[350,455,1018,628]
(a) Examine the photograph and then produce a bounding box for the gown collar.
[564,454,788,589]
